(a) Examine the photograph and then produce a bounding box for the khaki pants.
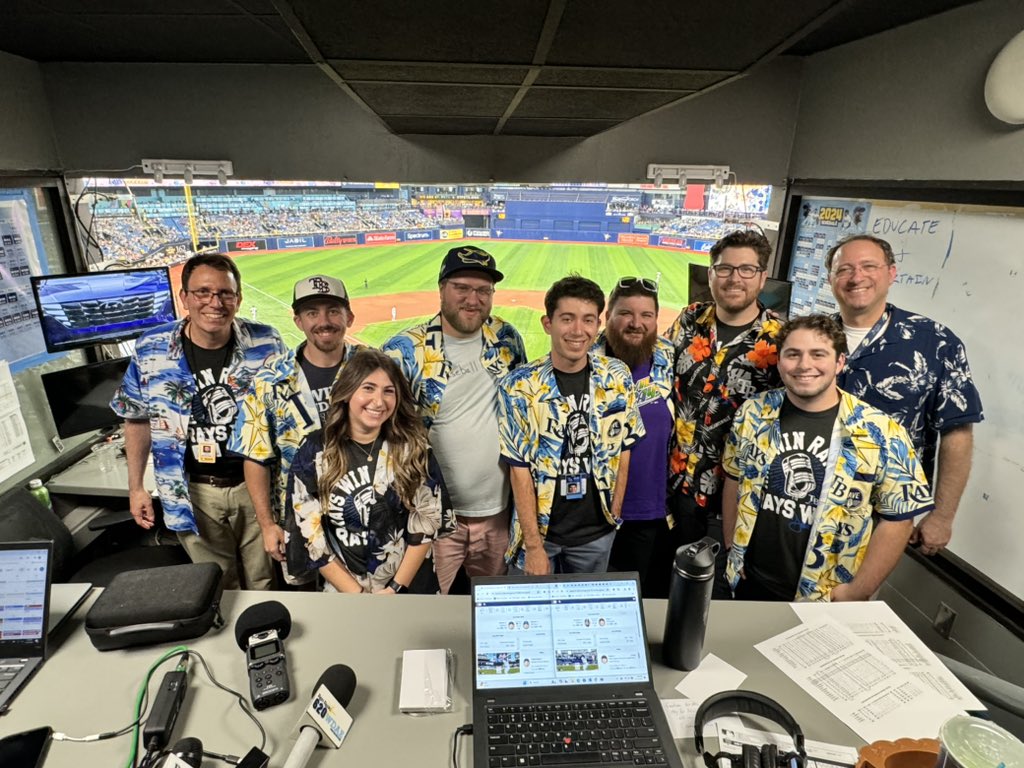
[177,481,274,591]
[433,506,511,594]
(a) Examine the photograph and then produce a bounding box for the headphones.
[694,691,807,768]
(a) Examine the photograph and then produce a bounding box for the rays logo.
[845,487,864,509]
[455,247,491,266]
[309,276,331,293]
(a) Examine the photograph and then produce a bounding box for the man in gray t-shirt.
[383,247,526,593]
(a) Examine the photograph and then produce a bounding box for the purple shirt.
[622,359,673,521]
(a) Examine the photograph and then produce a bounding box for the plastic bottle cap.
[939,714,1024,768]
[28,479,42,489]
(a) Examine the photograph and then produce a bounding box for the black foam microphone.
[162,736,203,767]
[281,665,358,768]
[234,600,292,710]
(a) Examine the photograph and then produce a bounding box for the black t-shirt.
[299,352,341,427]
[743,397,840,600]
[716,319,755,347]
[183,333,244,478]
[546,365,609,547]
[324,441,389,576]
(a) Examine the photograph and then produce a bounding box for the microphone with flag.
[281,665,357,768]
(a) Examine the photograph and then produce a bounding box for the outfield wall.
[216,228,716,255]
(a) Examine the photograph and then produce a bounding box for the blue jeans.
[509,529,616,575]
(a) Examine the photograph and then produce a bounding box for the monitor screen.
[41,357,129,439]
[686,264,792,318]
[31,267,176,353]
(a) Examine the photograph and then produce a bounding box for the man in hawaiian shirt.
[665,230,782,597]
[383,246,526,592]
[592,276,675,596]
[500,275,644,575]
[111,253,286,590]
[722,314,933,602]
[827,235,983,556]
[229,275,362,584]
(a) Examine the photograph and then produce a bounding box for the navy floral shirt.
[834,304,984,481]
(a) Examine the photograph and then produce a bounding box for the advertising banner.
[616,233,650,246]
[227,238,268,252]
[688,239,715,253]
[279,236,315,249]
[324,235,358,246]
[439,229,464,240]
[402,230,435,241]
[365,232,397,245]
[465,228,491,238]
[660,236,684,248]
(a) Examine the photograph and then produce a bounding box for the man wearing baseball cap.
[230,274,362,583]
[383,245,526,593]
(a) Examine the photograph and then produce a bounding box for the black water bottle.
[662,536,720,671]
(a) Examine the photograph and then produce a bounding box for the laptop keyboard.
[0,659,27,693]
[485,699,668,767]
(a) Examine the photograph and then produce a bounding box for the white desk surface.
[0,593,861,767]
[46,447,155,498]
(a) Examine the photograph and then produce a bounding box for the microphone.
[281,665,357,768]
[234,600,293,710]
[162,736,203,767]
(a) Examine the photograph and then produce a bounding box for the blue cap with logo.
[438,246,504,283]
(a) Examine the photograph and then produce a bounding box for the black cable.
[186,649,268,753]
[452,723,473,768]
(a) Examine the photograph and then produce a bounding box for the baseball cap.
[292,275,349,311]
[438,246,504,283]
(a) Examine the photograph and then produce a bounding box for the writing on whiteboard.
[893,273,935,286]
[871,218,941,236]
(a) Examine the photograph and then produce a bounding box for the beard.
[605,324,656,369]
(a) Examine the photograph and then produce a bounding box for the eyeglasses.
[187,288,240,304]
[447,281,495,299]
[617,276,658,293]
[831,262,887,279]
[710,264,765,279]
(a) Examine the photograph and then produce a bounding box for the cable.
[452,723,473,768]
[187,649,267,753]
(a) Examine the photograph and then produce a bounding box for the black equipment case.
[85,562,224,651]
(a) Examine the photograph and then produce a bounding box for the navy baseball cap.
[438,246,504,283]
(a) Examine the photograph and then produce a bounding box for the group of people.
[111,230,983,602]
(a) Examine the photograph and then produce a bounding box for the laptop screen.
[473,576,650,691]
[0,544,51,652]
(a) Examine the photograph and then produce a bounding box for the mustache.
[311,325,341,333]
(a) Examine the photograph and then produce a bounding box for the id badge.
[560,475,587,500]
[197,440,218,464]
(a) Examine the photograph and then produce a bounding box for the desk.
[0,594,862,767]
[46,443,155,498]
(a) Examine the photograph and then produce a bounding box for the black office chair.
[0,486,188,586]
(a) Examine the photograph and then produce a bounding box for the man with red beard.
[230,275,362,585]
[592,277,675,596]
[665,230,782,598]
[384,246,526,593]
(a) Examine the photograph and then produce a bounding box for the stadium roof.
[1,0,977,138]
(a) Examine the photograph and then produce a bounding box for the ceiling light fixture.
[646,164,730,187]
[141,159,234,185]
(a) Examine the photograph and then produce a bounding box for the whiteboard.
[788,197,1024,601]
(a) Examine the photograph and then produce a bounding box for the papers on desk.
[717,722,858,768]
[674,653,747,703]
[0,360,34,482]
[756,602,982,743]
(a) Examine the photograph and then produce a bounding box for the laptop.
[471,573,683,768]
[0,541,53,714]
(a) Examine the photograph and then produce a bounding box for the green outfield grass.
[233,240,708,356]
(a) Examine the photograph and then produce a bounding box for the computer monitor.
[40,357,130,439]
[686,263,792,318]
[30,267,176,353]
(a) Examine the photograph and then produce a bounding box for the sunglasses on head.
[617,276,658,293]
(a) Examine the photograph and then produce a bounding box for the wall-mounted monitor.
[30,267,176,353]
[41,357,130,439]
[686,263,793,319]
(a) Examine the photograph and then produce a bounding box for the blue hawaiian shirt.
[723,388,934,601]
[835,304,984,480]
[110,318,286,534]
[498,353,645,569]
[382,313,526,429]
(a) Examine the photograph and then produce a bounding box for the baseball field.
[226,240,710,359]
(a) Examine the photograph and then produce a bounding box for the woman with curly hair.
[285,348,456,593]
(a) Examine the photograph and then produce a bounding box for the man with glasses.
[593,277,675,595]
[383,246,526,593]
[111,253,285,590]
[665,230,782,597]
[826,234,983,556]
[229,275,361,586]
